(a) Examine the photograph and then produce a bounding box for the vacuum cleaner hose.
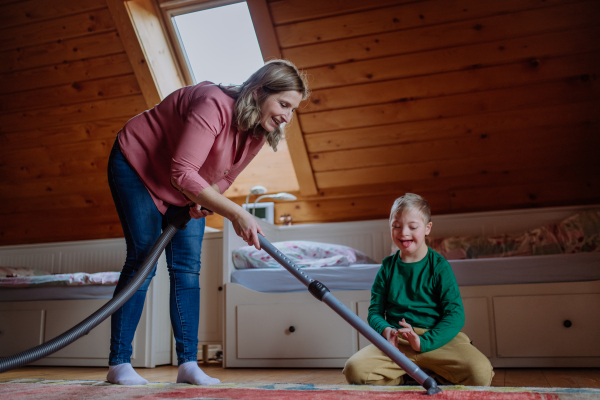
[0,206,192,374]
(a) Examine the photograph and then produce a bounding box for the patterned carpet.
[1,379,600,399]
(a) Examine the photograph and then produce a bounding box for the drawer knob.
[563,320,572,328]
[218,286,223,291]
[289,326,296,333]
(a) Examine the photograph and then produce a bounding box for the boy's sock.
[176,361,221,385]
[107,363,149,385]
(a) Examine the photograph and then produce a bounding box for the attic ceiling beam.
[107,0,185,108]
[107,0,161,108]
[248,0,318,196]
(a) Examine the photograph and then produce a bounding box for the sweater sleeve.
[368,258,394,335]
[419,261,465,352]
[170,94,224,196]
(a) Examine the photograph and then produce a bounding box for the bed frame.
[223,205,600,368]
[0,238,172,367]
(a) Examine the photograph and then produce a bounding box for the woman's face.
[256,90,303,132]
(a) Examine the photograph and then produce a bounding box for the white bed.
[222,205,600,368]
[0,238,172,367]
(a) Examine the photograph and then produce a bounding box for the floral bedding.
[426,209,600,260]
[0,271,120,288]
[233,240,377,269]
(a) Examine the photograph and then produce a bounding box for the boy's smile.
[391,209,432,263]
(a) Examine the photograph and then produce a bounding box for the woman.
[106,60,309,385]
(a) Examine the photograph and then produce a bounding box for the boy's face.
[390,209,432,262]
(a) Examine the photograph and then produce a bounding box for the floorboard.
[1,364,599,387]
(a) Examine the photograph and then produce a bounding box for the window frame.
[158,0,279,86]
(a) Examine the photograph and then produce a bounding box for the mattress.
[230,252,600,293]
[0,285,116,302]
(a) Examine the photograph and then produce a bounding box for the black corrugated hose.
[0,206,192,373]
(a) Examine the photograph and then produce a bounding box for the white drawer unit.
[45,308,113,359]
[0,310,44,356]
[236,302,355,359]
[462,297,493,358]
[493,294,600,358]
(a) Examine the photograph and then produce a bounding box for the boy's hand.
[382,327,400,350]
[398,318,421,352]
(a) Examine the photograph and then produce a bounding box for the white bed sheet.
[231,252,600,293]
[0,285,116,302]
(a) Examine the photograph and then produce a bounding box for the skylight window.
[172,2,265,86]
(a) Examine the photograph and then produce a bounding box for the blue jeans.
[107,138,204,365]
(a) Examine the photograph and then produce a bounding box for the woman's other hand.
[189,204,214,219]
[232,209,265,250]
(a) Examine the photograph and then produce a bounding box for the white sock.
[177,361,220,385]
[107,363,149,385]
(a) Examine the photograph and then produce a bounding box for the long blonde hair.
[219,60,310,151]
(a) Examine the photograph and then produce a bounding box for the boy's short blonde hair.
[389,193,431,225]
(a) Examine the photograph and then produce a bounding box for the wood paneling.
[300,79,599,133]
[0,74,141,113]
[0,0,145,245]
[314,140,597,189]
[304,52,600,113]
[0,7,115,52]
[276,0,581,48]
[0,53,134,95]
[310,123,597,172]
[0,118,127,150]
[283,1,600,68]
[0,30,124,74]
[304,101,600,153]
[0,95,147,133]
[1,0,598,244]
[270,0,410,25]
[304,26,600,90]
[0,0,105,29]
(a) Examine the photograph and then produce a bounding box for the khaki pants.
[343,329,493,386]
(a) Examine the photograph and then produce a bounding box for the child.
[343,193,493,386]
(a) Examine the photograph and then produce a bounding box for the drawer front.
[493,294,600,358]
[462,297,492,357]
[0,310,44,357]
[237,302,355,359]
[45,308,111,359]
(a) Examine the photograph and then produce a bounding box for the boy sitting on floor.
[343,193,493,386]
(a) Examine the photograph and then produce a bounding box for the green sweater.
[368,248,465,353]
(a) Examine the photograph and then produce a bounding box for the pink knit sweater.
[118,82,265,214]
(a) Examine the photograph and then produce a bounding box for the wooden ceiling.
[0,0,598,245]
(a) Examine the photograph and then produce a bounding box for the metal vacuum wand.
[257,235,442,395]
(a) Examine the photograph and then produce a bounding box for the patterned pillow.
[0,266,51,277]
[233,241,377,269]
[551,210,600,253]
[426,209,600,260]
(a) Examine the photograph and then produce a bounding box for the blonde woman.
[107,60,309,385]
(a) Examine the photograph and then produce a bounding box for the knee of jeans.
[121,260,158,284]
[170,270,200,289]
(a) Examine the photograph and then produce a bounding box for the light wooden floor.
[2,364,600,388]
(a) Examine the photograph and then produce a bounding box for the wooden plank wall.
[0,0,599,245]
[259,0,600,225]
[0,0,146,244]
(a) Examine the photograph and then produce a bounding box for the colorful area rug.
[1,379,599,399]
